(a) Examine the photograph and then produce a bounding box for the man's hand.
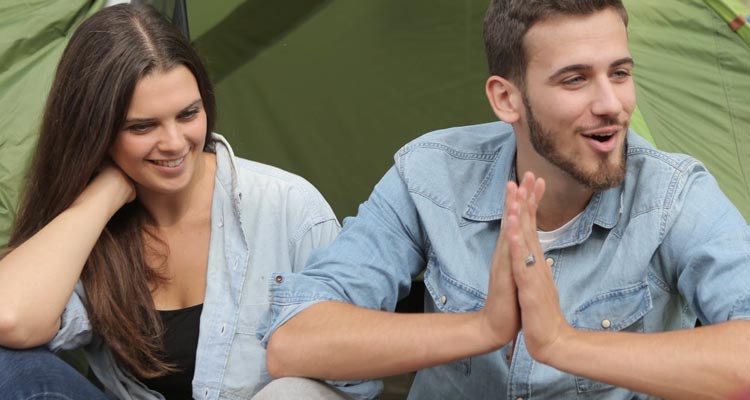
[477,180,522,349]
[507,171,574,364]
[477,172,550,351]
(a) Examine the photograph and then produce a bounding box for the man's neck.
[536,182,593,231]
[515,149,594,231]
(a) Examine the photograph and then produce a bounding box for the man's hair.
[483,0,628,87]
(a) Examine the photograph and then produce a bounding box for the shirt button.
[218,216,224,227]
[546,257,554,267]
[516,397,524,400]
[440,295,447,305]
[601,319,612,329]
[275,275,284,284]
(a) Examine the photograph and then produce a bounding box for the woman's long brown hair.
[7,4,216,378]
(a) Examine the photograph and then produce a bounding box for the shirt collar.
[209,133,245,221]
[462,129,623,231]
[462,132,516,222]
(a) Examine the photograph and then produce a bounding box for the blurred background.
[1,0,750,247]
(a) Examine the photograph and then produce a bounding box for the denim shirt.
[259,122,750,400]
[47,134,340,400]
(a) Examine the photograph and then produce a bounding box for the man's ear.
[485,75,523,124]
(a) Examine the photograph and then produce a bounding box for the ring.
[524,253,536,267]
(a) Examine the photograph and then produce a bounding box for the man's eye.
[562,76,585,86]
[612,69,632,79]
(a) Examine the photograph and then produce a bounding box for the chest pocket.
[423,255,487,376]
[571,281,653,393]
[424,258,486,313]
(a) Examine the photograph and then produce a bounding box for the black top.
[140,303,203,399]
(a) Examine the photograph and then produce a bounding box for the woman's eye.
[127,124,152,133]
[179,109,199,120]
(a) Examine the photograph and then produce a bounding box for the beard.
[524,98,627,191]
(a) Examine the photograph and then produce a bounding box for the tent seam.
[710,6,750,204]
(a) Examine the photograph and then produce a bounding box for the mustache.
[576,118,628,133]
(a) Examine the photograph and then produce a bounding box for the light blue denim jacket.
[47,134,340,399]
[259,122,750,400]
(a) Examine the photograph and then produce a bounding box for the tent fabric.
[0,0,105,247]
[1,0,750,247]
[625,0,750,220]
[705,0,750,44]
[191,0,750,222]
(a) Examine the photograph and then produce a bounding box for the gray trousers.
[253,377,351,400]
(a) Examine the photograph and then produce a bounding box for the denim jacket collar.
[462,129,624,234]
[212,134,244,223]
[462,131,516,222]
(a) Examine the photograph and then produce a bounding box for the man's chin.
[580,162,626,191]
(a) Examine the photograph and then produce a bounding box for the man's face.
[519,8,635,190]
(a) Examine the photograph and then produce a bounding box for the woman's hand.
[74,161,136,212]
[0,161,136,348]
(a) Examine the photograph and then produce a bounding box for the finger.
[509,213,529,285]
[517,184,538,269]
[534,177,546,204]
[527,177,545,227]
[490,181,519,282]
[520,172,536,201]
[500,181,518,231]
[517,184,533,244]
[495,182,518,256]
[517,182,544,272]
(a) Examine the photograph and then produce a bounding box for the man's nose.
[591,79,624,118]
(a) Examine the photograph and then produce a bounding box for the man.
[257,1,750,399]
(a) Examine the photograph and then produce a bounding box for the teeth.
[152,158,183,167]
[585,134,612,139]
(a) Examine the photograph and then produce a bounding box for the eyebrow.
[124,99,203,124]
[547,57,635,82]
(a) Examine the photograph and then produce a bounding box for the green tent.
[1,0,748,396]
[627,0,750,219]
[1,0,749,247]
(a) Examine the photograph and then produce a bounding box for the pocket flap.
[424,263,486,313]
[572,281,653,331]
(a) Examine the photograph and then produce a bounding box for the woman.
[0,4,339,399]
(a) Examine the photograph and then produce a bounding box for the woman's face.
[110,65,208,197]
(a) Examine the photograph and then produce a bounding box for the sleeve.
[289,216,341,274]
[256,166,427,399]
[659,165,750,324]
[46,281,93,352]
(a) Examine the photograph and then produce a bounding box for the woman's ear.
[485,75,523,124]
